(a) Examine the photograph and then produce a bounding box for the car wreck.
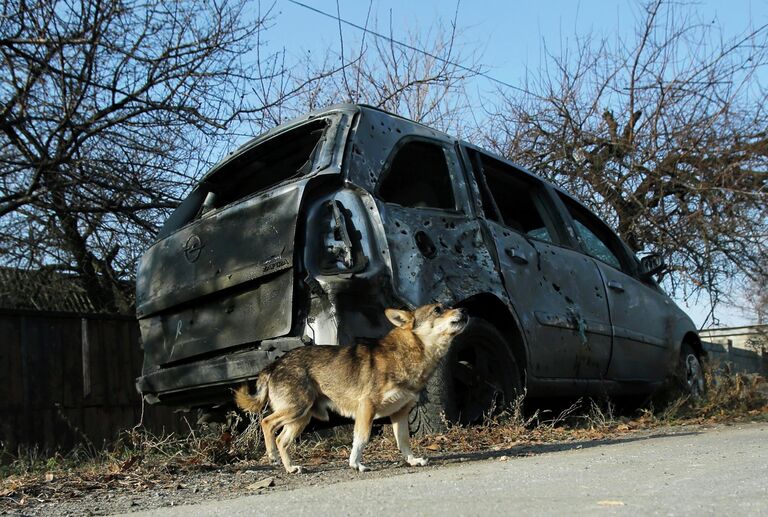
[135,104,704,432]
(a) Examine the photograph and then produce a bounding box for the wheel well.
[683,331,705,359]
[455,293,528,377]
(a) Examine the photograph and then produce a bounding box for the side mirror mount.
[639,253,666,280]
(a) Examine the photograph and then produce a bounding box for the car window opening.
[558,193,625,270]
[480,155,554,242]
[203,119,328,212]
[378,140,456,210]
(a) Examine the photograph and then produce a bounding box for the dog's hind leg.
[260,412,281,465]
[275,412,311,474]
[390,404,428,466]
[349,400,375,472]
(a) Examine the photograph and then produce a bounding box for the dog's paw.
[287,465,304,474]
[349,462,371,472]
[407,456,429,467]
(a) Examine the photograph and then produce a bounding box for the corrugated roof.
[0,267,100,314]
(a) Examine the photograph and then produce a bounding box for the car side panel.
[597,262,678,382]
[487,223,612,379]
[378,203,504,307]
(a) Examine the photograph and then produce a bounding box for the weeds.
[2,364,766,512]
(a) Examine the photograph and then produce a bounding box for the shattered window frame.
[156,117,336,240]
[467,148,562,244]
[375,136,465,213]
[198,118,331,216]
[558,192,634,273]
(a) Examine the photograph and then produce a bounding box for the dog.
[234,303,468,473]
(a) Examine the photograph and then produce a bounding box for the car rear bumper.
[136,337,307,406]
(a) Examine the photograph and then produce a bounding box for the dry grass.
[641,361,768,424]
[0,417,237,508]
[2,364,767,511]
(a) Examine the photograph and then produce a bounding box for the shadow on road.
[431,428,704,465]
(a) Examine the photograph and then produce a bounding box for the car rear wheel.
[409,318,523,436]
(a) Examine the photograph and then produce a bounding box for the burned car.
[135,104,704,432]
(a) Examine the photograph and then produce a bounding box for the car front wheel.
[679,343,705,400]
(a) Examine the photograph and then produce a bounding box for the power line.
[286,0,531,94]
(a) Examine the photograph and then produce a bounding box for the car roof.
[199,103,590,216]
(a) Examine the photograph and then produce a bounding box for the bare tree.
[484,0,768,317]
[0,0,284,312]
[257,8,483,136]
[0,0,484,313]
[735,269,768,326]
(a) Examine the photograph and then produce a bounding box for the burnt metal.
[135,103,701,410]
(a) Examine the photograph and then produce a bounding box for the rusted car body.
[135,104,702,420]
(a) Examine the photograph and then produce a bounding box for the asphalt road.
[123,423,768,516]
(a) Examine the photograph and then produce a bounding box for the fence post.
[81,318,91,399]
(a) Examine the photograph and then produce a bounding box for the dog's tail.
[234,371,270,414]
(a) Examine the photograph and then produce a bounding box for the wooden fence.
[0,310,187,452]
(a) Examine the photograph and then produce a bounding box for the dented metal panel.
[140,269,294,367]
[377,204,503,307]
[487,222,612,379]
[137,184,301,318]
[136,183,302,370]
[344,108,504,311]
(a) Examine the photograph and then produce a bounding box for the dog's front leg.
[349,400,375,472]
[390,405,428,467]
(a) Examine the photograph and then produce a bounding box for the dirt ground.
[0,420,756,517]
[4,370,767,516]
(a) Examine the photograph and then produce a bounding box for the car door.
[556,193,674,382]
[463,147,613,380]
[374,138,500,307]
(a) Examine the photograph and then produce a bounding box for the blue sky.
[261,0,767,328]
[266,0,767,93]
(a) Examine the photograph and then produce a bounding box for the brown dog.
[234,303,468,473]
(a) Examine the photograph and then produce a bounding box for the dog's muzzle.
[452,308,469,330]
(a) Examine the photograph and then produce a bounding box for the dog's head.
[385,303,468,353]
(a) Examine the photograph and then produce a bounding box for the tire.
[678,343,705,400]
[409,318,523,436]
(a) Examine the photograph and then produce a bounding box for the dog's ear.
[385,308,414,328]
